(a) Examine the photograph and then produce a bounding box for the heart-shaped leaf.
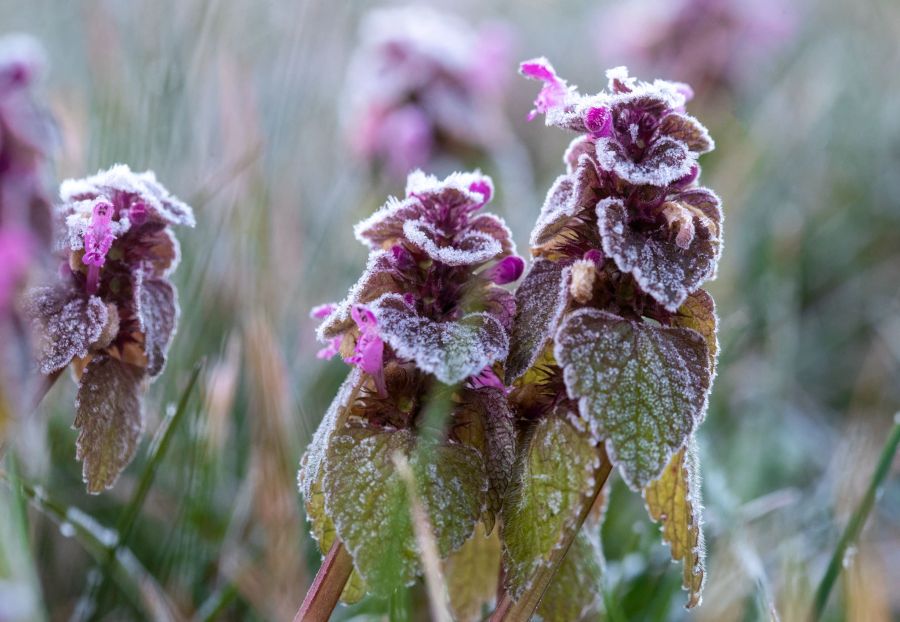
[369,293,508,385]
[598,194,721,311]
[323,425,486,595]
[643,439,706,608]
[595,136,694,187]
[555,308,711,489]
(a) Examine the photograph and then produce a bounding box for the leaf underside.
[443,522,502,622]
[537,530,604,622]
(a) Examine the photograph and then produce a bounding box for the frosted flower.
[520,61,721,310]
[343,5,511,177]
[315,170,521,387]
[23,164,194,493]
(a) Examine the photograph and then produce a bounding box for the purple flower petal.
[468,366,508,392]
[519,57,569,121]
[483,255,525,285]
[310,303,337,320]
[345,304,386,395]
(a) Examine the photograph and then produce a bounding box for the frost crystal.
[24,165,193,493]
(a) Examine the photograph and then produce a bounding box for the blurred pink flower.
[0,227,32,311]
[343,6,513,178]
[594,0,799,96]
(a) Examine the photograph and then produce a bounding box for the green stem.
[810,414,900,621]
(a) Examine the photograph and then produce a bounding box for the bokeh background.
[1,0,899,620]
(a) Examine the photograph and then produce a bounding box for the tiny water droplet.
[842,545,857,568]
[59,521,75,538]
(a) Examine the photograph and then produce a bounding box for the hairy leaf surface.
[25,286,108,374]
[555,308,711,489]
[672,289,718,373]
[137,277,177,377]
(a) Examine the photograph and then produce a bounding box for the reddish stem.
[293,540,353,622]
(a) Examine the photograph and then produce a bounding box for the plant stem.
[490,448,613,622]
[810,414,900,621]
[293,540,354,622]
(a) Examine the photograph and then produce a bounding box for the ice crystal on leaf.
[554,308,711,489]
[24,164,193,493]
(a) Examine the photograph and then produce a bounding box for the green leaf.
[642,439,705,608]
[672,289,718,374]
[303,475,366,604]
[501,415,602,599]
[74,355,146,494]
[555,308,711,489]
[322,425,485,596]
[537,531,604,622]
[443,522,501,622]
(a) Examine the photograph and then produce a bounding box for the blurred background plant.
[0,0,898,620]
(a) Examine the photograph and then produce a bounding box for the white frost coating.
[135,276,178,379]
[405,169,492,202]
[598,196,721,311]
[505,260,571,382]
[63,198,132,252]
[369,293,509,385]
[316,250,393,340]
[23,287,108,374]
[554,308,711,489]
[658,113,715,154]
[298,368,362,500]
[60,164,195,228]
[605,66,690,112]
[402,218,501,266]
[594,136,695,187]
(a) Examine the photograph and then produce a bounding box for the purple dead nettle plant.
[300,170,523,602]
[0,34,55,426]
[497,59,722,616]
[343,5,511,179]
[23,164,194,493]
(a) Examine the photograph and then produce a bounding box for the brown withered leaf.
[74,355,145,493]
[443,522,501,622]
[672,289,718,374]
[643,440,706,608]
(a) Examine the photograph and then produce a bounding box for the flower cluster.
[594,0,797,97]
[24,164,194,493]
[0,34,55,421]
[342,6,510,178]
[503,59,722,609]
[300,170,522,597]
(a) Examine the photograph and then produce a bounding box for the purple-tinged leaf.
[136,277,177,378]
[554,308,711,489]
[598,196,721,311]
[403,219,502,266]
[369,293,509,385]
[658,113,714,154]
[595,136,694,187]
[506,260,570,382]
[74,355,145,494]
[24,285,109,374]
[316,250,396,340]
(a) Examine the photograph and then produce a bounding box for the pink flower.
[468,365,508,393]
[519,57,570,121]
[483,255,525,285]
[345,304,386,396]
[310,303,337,320]
[316,336,342,361]
[0,228,32,311]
